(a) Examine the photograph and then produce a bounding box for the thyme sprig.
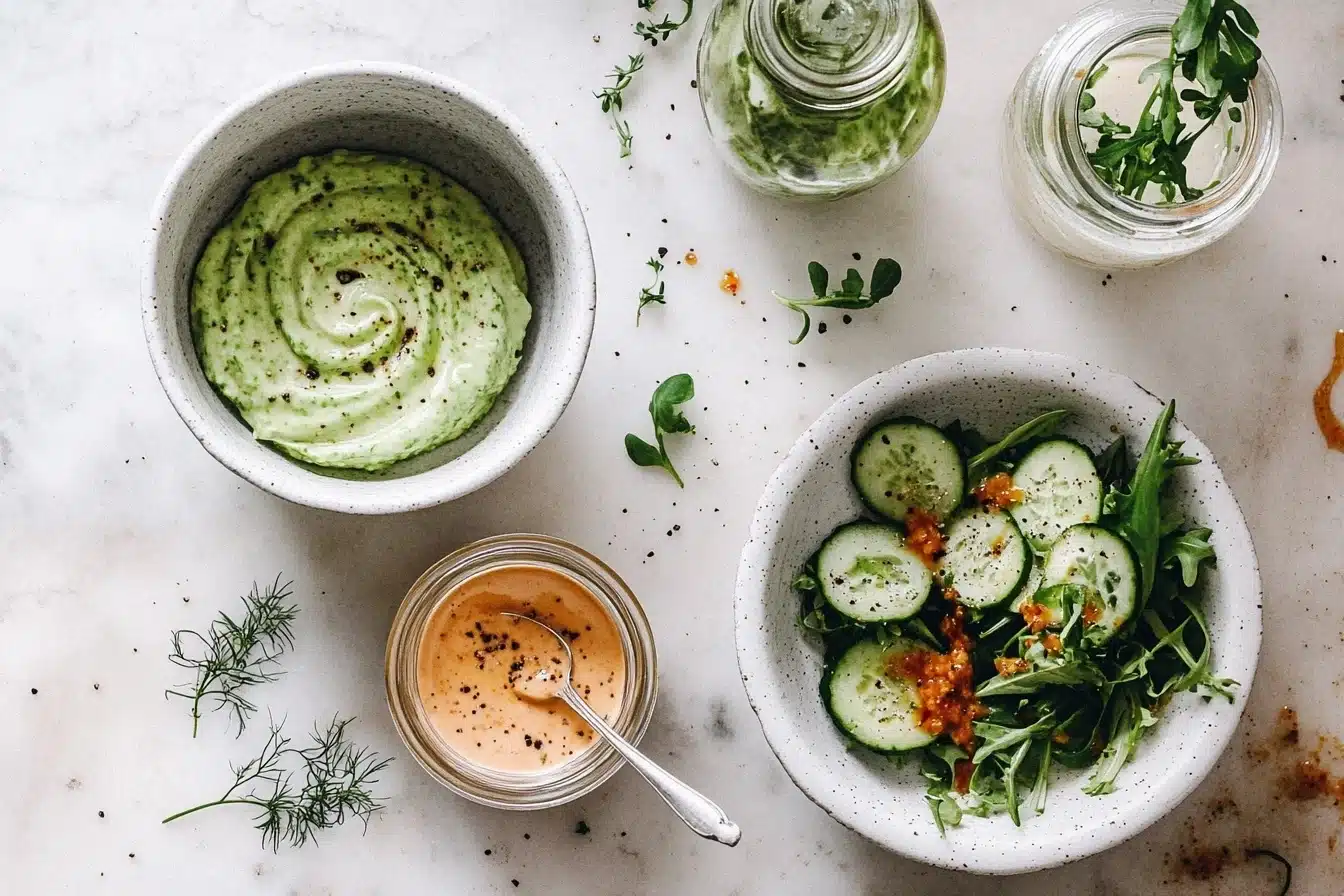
[595,54,645,158]
[636,256,667,322]
[594,1,695,157]
[1080,0,1262,202]
[166,578,298,737]
[162,716,391,852]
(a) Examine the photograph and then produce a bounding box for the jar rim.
[745,0,921,113]
[1038,0,1283,232]
[384,534,659,810]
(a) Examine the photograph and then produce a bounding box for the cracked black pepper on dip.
[189,150,530,471]
[416,566,625,772]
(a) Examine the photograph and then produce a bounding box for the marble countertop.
[3,1,1342,893]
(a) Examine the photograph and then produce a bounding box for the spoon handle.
[560,685,741,847]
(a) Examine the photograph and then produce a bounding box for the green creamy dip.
[698,0,946,197]
[190,151,531,471]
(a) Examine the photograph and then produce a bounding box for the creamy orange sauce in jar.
[416,565,625,773]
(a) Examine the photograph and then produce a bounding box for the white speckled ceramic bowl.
[142,62,595,514]
[735,348,1261,875]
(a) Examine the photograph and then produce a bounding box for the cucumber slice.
[1010,558,1045,613]
[852,419,966,523]
[1009,439,1104,549]
[1038,524,1138,641]
[940,509,1030,609]
[822,638,936,753]
[816,522,933,623]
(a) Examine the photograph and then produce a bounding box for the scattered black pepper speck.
[484,849,492,856]
[798,362,806,368]
[817,322,827,334]
[98,811,105,818]
[523,833,530,840]
[657,247,668,258]
[30,688,37,695]
[647,551,655,558]
[852,252,861,260]
[842,314,853,324]
[511,880,519,888]
[575,820,591,835]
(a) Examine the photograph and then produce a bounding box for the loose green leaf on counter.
[162,716,391,851]
[625,373,696,487]
[636,256,667,322]
[1079,0,1262,202]
[595,54,645,158]
[774,257,902,344]
[636,0,694,46]
[166,578,298,738]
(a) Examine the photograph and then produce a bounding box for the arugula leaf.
[774,257,902,344]
[976,656,1106,698]
[625,374,696,487]
[972,713,1055,765]
[920,744,967,835]
[1094,435,1131,487]
[1001,737,1034,826]
[1160,527,1216,587]
[1027,738,1053,815]
[1083,689,1156,795]
[1102,401,1199,614]
[965,409,1070,483]
[1080,0,1264,202]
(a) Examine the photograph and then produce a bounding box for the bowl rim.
[733,347,1263,875]
[140,60,596,514]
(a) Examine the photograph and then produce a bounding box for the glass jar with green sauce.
[696,0,946,200]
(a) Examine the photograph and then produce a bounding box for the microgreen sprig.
[636,255,667,323]
[636,0,694,47]
[1080,0,1262,202]
[774,258,902,344]
[625,373,696,487]
[595,54,645,158]
[166,578,298,738]
[162,716,391,852]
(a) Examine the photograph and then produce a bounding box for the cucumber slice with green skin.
[940,509,1030,609]
[822,638,936,753]
[1036,524,1139,641]
[1010,558,1045,613]
[1009,439,1104,549]
[816,522,933,623]
[851,419,966,523]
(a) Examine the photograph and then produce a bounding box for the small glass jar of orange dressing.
[385,534,658,809]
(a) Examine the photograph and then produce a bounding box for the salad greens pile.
[796,403,1236,830]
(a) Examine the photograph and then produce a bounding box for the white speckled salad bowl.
[142,62,595,514]
[735,348,1261,875]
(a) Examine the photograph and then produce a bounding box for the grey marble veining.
[2,1,1342,893]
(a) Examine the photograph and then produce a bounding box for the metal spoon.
[500,612,742,847]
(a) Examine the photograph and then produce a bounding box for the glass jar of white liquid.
[1003,0,1282,269]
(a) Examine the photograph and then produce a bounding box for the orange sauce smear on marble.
[1314,330,1344,452]
[416,565,625,773]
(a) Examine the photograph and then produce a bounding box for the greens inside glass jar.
[697,0,947,199]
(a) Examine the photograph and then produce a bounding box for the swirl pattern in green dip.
[190,150,531,471]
